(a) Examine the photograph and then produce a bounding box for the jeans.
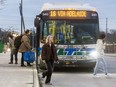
[93,57,108,75]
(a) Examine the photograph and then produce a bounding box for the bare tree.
[106,29,116,43]
[0,0,6,10]
[110,29,116,43]
[0,0,6,4]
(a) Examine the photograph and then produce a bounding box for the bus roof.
[42,3,96,12]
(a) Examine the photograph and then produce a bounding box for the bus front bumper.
[54,59,96,68]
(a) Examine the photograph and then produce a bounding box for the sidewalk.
[0,52,39,87]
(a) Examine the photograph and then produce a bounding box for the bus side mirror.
[34,17,40,28]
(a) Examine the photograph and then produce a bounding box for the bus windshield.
[42,20,99,45]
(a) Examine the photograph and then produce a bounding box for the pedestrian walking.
[18,30,32,67]
[93,33,108,76]
[8,34,18,64]
[41,35,58,85]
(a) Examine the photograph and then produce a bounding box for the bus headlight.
[89,51,98,59]
[7,48,11,52]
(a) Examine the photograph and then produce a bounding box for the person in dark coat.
[41,35,58,85]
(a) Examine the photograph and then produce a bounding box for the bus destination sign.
[41,10,97,19]
[50,10,86,17]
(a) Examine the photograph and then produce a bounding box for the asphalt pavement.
[39,53,116,87]
[0,52,39,87]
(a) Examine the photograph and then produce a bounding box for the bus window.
[42,20,98,45]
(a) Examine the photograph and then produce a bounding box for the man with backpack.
[18,30,32,67]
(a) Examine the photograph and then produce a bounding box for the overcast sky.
[0,0,116,33]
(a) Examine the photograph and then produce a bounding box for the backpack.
[14,35,23,50]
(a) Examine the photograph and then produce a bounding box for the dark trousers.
[10,49,18,63]
[21,52,24,65]
[43,59,54,84]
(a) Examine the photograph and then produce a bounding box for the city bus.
[34,3,99,69]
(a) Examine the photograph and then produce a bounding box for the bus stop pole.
[36,27,40,71]
[35,16,40,71]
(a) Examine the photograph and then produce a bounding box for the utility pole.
[19,0,23,34]
[19,0,25,34]
[106,18,108,42]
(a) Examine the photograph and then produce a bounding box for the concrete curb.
[33,64,40,87]
[38,69,44,87]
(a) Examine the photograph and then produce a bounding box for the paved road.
[40,55,116,87]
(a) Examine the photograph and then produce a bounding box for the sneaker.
[45,83,52,85]
[42,73,45,78]
[27,64,32,67]
[15,62,18,64]
[9,62,13,64]
[21,65,26,67]
[105,73,111,77]
[93,74,100,78]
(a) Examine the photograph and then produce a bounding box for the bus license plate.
[66,61,70,65]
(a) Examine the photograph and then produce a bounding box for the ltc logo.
[63,48,77,55]
[57,48,80,55]
[57,48,94,55]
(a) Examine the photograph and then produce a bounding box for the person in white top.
[93,33,108,76]
[8,34,18,64]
